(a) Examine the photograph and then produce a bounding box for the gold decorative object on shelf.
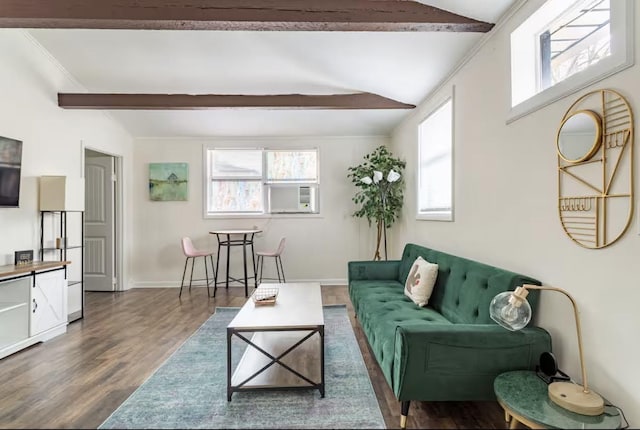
[557,89,634,249]
[252,286,279,306]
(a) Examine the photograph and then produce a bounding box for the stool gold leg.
[505,409,511,423]
[400,415,407,429]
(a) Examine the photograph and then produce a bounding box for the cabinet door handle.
[32,298,38,313]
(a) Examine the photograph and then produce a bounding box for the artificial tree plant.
[347,145,406,260]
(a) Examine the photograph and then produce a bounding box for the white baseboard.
[130,278,347,289]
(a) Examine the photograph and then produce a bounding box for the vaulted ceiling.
[3,1,518,137]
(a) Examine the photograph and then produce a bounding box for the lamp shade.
[489,289,531,331]
[39,176,85,211]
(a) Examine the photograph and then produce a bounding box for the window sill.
[203,213,323,220]
[507,58,635,124]
[417,212,453,222]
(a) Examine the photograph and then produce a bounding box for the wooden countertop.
[0,261,71,279]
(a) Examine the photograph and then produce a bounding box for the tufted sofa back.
[399,243,541,325]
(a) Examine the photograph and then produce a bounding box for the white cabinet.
[30,270,67,337]
[0,278,30,351]
[0,262,68,360]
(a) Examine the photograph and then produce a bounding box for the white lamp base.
[548,381,604,416]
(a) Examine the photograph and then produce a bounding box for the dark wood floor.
[0,286,507,429]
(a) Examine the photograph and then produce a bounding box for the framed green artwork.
[149,162,188,201]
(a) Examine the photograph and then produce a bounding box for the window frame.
[203,145,320,218]
[264,148,320,214]
[416,91,455,222]
[206,148,264,215]
[508,0,634,123]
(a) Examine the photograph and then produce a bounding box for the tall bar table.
[209,229,261,297]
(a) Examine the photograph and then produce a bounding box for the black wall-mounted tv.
[0,136,23,208]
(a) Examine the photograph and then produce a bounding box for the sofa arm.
[392,323,551,400]
[348,260,401,282]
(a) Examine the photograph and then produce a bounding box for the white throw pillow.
[404,256,439,307]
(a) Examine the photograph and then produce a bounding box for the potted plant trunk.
[348,145,406,260]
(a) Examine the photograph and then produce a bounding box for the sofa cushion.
[350,279,452,384]
[404,256,438,306]
[349,279,404,315]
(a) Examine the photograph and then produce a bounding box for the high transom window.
[509,0,633,122]
[541,0,611,89]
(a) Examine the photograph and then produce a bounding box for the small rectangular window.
[265,150,319,213]
[207,149,263,214]
[509,0,633,122]
[210,149,262,178]
[540,0,611,90]
[266,150,318,182]
[209,180,263,213]
[205,147,319,216]
[418,97,453,221]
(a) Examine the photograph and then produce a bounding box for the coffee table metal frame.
[226,325,325,400]
[227,284,325,401]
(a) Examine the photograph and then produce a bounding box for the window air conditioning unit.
[268,185,317,213]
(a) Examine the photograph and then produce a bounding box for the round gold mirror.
[556,110,602,163]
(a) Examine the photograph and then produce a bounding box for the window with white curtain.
[418,97,453,221]
[205,147,319,216]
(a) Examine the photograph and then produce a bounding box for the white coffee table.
[226,282,325,400]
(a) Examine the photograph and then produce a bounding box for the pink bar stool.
[256,237,286,284]
[180,237,216,297]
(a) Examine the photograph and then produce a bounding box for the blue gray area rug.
[99,304,385,429]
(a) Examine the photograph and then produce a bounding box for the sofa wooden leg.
[400,401,410,429]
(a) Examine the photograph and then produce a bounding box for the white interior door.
[84,153,115,292]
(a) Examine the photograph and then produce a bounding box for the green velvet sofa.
[348,243,552,428]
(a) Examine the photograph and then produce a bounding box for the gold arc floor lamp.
[489,284,604,416]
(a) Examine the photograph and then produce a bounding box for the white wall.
[0,30,133,286]
[131,136,387,287]
[391,2,640,425]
